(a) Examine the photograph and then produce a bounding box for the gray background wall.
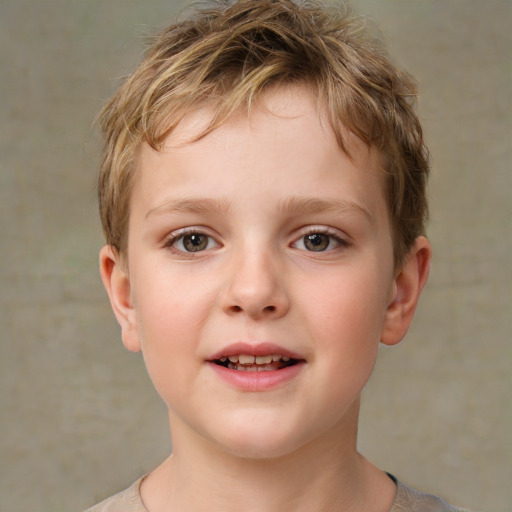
[1,1,510,511]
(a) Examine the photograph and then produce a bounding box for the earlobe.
[99,245,142,353]
[380,236,432,346]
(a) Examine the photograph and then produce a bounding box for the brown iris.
[303,233,329,251]
[182,233,209,252]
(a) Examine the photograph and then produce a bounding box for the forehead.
[133,85,386,209]
[161,85,321,146]
[140,84,382,172]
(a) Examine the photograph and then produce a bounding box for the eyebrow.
[277,196,374,224]
[145,197,231,220]
[145,196,373,223]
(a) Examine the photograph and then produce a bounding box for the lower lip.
[207,361,305,391]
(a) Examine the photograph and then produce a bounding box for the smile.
[214,354,297,371]
[207,343,305,390]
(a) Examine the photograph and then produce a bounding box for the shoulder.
[390,476,470,512]
[84,477,147,512]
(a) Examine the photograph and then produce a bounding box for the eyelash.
[163,228,219,255]
[292,227,349,253]
[163,226,349,256]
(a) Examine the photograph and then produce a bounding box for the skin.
[100,85,431,512]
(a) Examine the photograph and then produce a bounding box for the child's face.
[101,85,426,459]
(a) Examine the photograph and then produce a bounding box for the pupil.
[183,234,207,252]
[305,234,328,251]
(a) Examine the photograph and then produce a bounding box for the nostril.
[228,304,276,314]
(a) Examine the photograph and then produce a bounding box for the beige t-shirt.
[85,474,470,512]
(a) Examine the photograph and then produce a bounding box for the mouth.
[213,354,299,372]
[208,342,305,373]
[207,343,305,390]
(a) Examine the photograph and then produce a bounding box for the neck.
[141,403,395,512]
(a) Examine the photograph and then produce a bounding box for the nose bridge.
[223,240,288,319]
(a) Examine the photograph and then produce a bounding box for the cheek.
[295,268,389,388]
[297,269,389,339]
[134,268,214,339]
[131,276,216,392]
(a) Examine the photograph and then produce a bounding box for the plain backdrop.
[1,1,510,511]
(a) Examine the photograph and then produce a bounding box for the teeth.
[238,354,255,364]
[221,354,293,365]
[255,355,272,364]
[237,365,275,371]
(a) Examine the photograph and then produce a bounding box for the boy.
[88,0,469,510]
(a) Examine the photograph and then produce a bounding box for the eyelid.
[163,227,221,254]
[291,225,350,250]
[294,225,347,240]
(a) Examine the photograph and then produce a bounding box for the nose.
[221,248,290,320]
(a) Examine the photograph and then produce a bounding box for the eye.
[293,230,345,252]
[167,231,218,253]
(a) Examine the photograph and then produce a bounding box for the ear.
[99,245,141,352]
[380,236,432,346]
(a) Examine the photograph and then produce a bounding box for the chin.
[208,416,310,461]
[217,437,302,461]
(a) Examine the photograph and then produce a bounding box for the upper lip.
[207,342,304,361]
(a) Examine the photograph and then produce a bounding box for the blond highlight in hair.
[98,0,429,267]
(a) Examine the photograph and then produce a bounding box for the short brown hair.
[98,0,429,267]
